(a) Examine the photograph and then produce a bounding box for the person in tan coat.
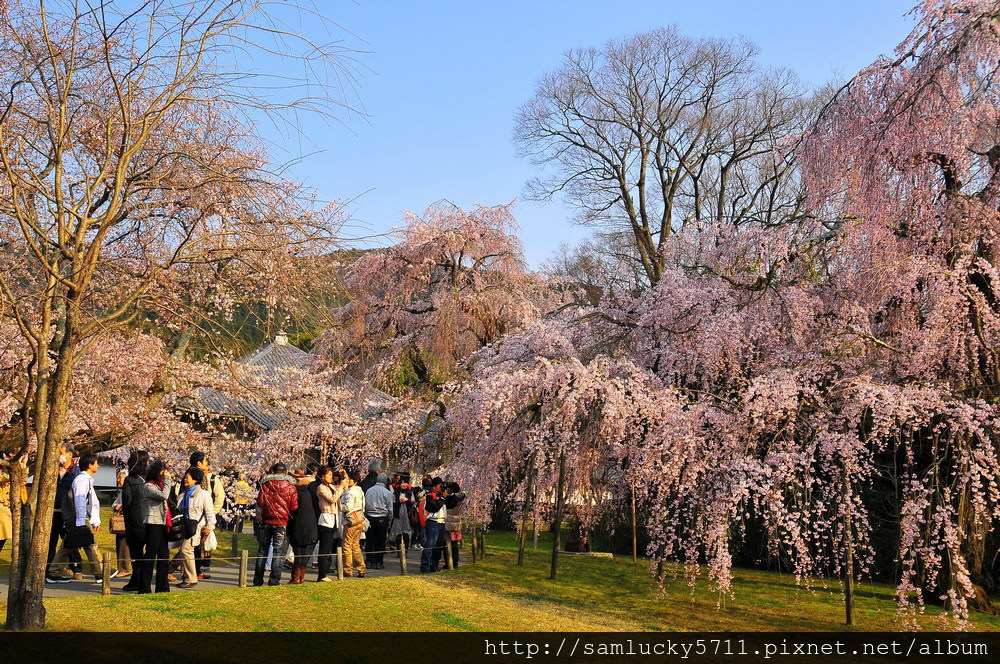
[0,457,28,554]
[339,470,367,578]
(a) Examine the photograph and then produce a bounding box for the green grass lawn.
[3,509,1000,632]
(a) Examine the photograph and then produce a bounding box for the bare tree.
[515,27,811,287]
[0,0,358,630]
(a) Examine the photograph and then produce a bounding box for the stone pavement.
[1,544,451,599]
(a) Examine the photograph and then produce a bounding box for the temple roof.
[173,334,394,431]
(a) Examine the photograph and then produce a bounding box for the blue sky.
[263,1,917,267]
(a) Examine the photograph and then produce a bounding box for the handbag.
[203,529,218,552]
[166,501,193,542]
[109,512,126,535]
[168,487,202,541]
[166,511,187,542]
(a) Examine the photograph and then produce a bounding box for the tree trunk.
[842,465,855,626]
[630,480,638,563]
[549,452,566,580]
[517,455,535,567]
[6,328,76,630]
[951,482,996,614]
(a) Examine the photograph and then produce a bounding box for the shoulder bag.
[63,523,94,549]
[109,512,127,534]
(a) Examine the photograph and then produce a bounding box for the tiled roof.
[182,386,287,431]
[174,339,396,431]
[331,373,395,419]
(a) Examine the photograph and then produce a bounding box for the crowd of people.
[37,444,467,592]
[43,444,222,592]
[252,459,467,584]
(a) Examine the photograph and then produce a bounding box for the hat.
[431,476,445,488]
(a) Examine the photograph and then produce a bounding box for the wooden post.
[399,540,408,576]
[843,465,855,626]
[630,479,638,563]
[549,452,566,580]
[232,532,239,558]
[470,525,478,564]
[518,457,535,567]
[336,546,344,580]
[238,550,248,588]
[101,552,112,596]
[444,537,454,570]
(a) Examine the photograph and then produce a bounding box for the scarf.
[181,484,198,518]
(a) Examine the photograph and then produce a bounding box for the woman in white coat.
[177,467,216,589]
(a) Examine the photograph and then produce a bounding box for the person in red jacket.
[253,462,298,587]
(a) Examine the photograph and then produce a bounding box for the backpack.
[60,478,95,549]
[61,477,92,527]
[417,498,427,528]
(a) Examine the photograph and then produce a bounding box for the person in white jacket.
[48,453,103,582]
[176,467,216,589]
[340,470,367,578]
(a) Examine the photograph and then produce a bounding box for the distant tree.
[314,202,561,394]
[515,27,811,287]
[541,231,647,305]
[445,321,663,578]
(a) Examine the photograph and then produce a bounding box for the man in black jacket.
[359,460,381,494]
[46,442,80,583]
[360,460,381,566]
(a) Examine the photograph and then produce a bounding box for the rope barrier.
[51,536,481,592]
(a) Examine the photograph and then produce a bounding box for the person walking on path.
[176,467,216,589]
[49,453,103,583]
[359,460,380,566]
[137,461,173,593]
[419,477,448,574]
[340,470,367,578]
[120,450,149,592]
[287,470,319,584]
[316,466,348,582]
[360,460,381,494]
[189,451,225,578]
[111,470,132,579]
[364,473,392,570]
[0,458,26,554]
[45,442,80,583]
[233,473,253,534]
[444,481,467,569]
[389,472,415,552]
[253,462,298,587]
